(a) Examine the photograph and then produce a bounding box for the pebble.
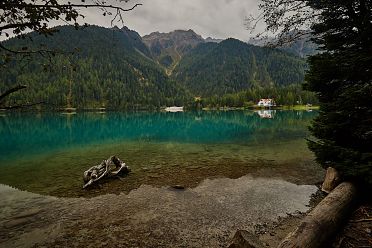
[172,185,185,190]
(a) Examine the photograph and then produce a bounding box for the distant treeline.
[190,85,319,109]
[0,26,188,110]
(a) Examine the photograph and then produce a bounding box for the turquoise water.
[0,110,321,197]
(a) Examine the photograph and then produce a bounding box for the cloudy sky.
[80,0,263,41]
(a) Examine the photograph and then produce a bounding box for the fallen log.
[277,182,357,248]
[83,156,130,189]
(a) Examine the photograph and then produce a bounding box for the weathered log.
[83,156,130,189]
[277,182,357,248]
[321,167,341,193]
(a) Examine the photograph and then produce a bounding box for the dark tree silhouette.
[253,0,372,183]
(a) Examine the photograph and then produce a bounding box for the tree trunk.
[277,182,357,248]
[321,167,341,193]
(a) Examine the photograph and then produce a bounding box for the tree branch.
[0,43,57,55]
[0,85,27,102]
[0,22,39,32]
[0,3,142,13]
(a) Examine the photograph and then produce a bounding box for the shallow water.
[0,176,318,248]
[0,110,321,197]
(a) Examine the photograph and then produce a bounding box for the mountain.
[172,38,307,96]
[0,25,310,109]
[142,30,205,72]
[205,37,223,43]
[0,25,189,109]
[248,34,318,58]
[116,26,152,58]
[280,38,318,58]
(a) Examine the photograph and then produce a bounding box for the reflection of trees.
[0,111,318,159]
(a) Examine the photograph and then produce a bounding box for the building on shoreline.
[257,99,276,108]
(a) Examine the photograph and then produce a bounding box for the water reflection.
[0,111,317,161]
[256,110,276,119]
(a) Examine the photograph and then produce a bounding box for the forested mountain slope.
[172,38,307,97]
[0,25,311,109]
[0,25,188,109]
[142,30,205,71]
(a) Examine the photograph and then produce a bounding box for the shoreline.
[255,187,325,247]
[0,175,323,248]
[202,105,319,111]
[1,105,319,113]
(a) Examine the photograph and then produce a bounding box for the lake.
[0,110,325,247]
[0,110,323,197]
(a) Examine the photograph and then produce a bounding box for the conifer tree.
[253,0,372,183]
[305,0,372,183]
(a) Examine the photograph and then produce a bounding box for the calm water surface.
[0,110,321,197]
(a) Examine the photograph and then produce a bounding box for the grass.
[274,105,320,110]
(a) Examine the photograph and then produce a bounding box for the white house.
[257,99,276,107]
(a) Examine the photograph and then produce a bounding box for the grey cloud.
[1,0,264,41]
[81,0,263,41]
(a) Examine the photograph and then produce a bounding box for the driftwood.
[277,182,357,248]
[83,156,130,189]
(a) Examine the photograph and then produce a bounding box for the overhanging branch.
[0,85,27,102]
[0,3,142,12]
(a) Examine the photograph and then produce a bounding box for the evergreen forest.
[0,25,318,110]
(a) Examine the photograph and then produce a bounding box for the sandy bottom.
[0,175,318,248]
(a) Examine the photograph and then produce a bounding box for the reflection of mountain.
[0,111,317,160]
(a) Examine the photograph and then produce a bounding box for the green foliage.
[0,25,190,109]
[0,0,140,40]
[142,30,205,70]
[173,38,307,96]
[190,84,318,109]
[159,55,174,67]
[0,25,315,112]
[305,0,372,184]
